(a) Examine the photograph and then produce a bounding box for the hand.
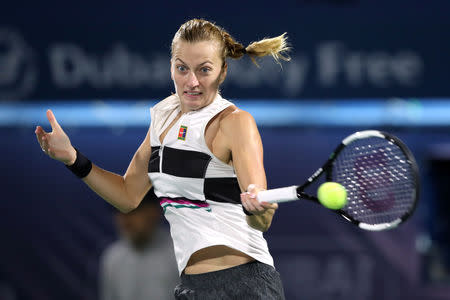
[35,109,77,165]
[240,184,278,215]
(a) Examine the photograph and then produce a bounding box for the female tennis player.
[35,18,290,299]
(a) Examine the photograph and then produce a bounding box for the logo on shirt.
[177,125,188,141]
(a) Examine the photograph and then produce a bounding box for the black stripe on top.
[204,177,241,204]
[204,177,252,215]
[148,147,251,215]
[148,146,161,173]
[162,146,212,178]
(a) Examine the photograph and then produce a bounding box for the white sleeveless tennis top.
[148,93,274,274]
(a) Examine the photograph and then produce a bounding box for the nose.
[186,71,199,88]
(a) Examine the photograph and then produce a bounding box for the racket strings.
[332,137,416,225]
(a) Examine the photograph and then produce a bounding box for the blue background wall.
[2,104,450,299]
[2,0,450,101]
[1,1,450,299]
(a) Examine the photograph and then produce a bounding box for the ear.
[219,62,228,84]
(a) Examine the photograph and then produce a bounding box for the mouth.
[184,91,202,98]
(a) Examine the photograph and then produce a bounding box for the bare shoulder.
[218,105,256,135]
[135,123,152,158]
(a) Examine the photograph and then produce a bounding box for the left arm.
[220,108,278,232]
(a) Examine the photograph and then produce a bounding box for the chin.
[181,97,204,110]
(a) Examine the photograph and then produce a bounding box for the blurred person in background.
[99,188,178,300]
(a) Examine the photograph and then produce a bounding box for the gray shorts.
[174,261,285,300]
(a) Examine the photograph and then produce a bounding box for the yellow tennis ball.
[317,182,347,210]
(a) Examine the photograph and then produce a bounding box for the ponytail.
[244,33,291,66]
[172,19,291,67]
[222,30,290,67]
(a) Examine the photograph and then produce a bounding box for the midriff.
[184,245,255,274]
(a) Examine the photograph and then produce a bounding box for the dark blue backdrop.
[2,122,450,299]
[1,0,450,100]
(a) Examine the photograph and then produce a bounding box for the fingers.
[241,192,260,213]
[36,129,48,154]
[35,125,45,137]
[35,124,54,155]
[242,184,265,214]
[35,125,47,145]
[36,110,68,159]
[46,109,62,132]
[37,109,58,155]
[260,201,278,210]
[241,190,277,215]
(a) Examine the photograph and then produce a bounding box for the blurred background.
[1,0,450,299]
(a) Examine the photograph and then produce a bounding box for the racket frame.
[257,130,420,231]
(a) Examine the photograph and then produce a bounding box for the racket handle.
[257,186,298,203]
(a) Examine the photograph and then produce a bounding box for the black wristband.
[66,148,92,178]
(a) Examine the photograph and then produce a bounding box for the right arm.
[82,128,152,212]
[36,109,152,213]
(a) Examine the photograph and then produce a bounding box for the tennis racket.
[257,130,420,231]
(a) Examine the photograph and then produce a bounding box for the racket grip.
[257,186,298,203]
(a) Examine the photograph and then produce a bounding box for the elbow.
[117,206,134,214]
[117,197,140,214]
[127,200,141,213]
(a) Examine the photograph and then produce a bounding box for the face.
[171,40,227,112]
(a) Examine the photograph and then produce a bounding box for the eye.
[176,65,187,72]
[200,67,211,73]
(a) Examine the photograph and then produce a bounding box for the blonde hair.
[171,18,291,67]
